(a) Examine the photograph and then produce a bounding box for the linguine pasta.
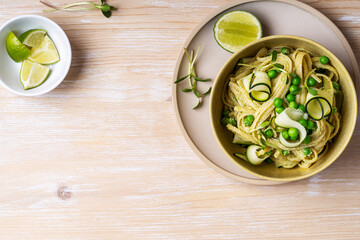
[221,46,342,168]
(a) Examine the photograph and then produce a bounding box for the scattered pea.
[288,128,299,139]
[320,55,329,64]
[290,136,298,141]
[307,77,317,87]
[306,121,315,130]
[273,98,283,107]
[290,85,300,94]
[298,119,308,128]
[282,150,290,155]
[268,70,277,79]
[298,104,306,113]
[292,77,301,85]
[281,130,289,140]
[286,94,295,102]
[275,106,284,114]
[303,148,312,156]
[289,101,298,109]
[265,129,274,138]
[244,115,254,127]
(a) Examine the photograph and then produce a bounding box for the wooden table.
[0,0,359,239]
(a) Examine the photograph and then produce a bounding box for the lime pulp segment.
[18,29,47,48]
[214,10,262,53]
[20,60,50,90]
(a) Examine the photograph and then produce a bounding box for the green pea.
[289,101,298,109]
[275,106,284,114]
[290,136,298,141]
[273,98,283,107]
[333,82,340,90]
[246,115,254,123]
[265,129,274,138]
[288,128,299,138]
[306,121,315,130]
[281,130,289,140]
[268,70,277,79]
[303,148,312,156]
[281,47,290,55]
[286,94,295,102]
[282,150,290,156]
[244,115,254,127]
[292,77,300,85]
[303,135,311,144]
[290,85,300,94]
[307,77,317,87]
[320,55,329,64]
[298,104,306,113]
[298,119,308,128]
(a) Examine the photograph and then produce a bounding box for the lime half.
[28,35,60,64]
[214,10,262,53]
[20,60,50,90]
[6,31,31,62]
[18,29,47,48]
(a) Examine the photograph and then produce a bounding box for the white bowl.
[0,15,71,96]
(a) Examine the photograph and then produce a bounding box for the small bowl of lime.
[0,15,71,96]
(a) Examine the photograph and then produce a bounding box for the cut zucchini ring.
[305,90,333,120]
[250,91,270,102]
[242,71,271,102]
[274,108,307,148]
[246,145,267,165]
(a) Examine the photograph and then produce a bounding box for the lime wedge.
[18,29,47,48]
[214,10,262,53]
[20,60,50,90]
[28,35,60,64]
[6,31,31,62]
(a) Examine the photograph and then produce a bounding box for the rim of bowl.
[210,34,358,182]
[0,14,72,96]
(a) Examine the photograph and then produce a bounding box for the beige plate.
[172,0,360,185]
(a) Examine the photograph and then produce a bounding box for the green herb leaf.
[308,87,318,96]
[260,138,267,146]
[193,89,201,98]
[286,76,289,84]
[192,75,211,82]
[174,74,189,84]
[193,99,201,109]
[201,87,212,96]
[271,51,277,62]
[102,9,111,18]
[182,88,192,92]
[273,63,284,69]
[259,121,271,128]
[289,73,299,78]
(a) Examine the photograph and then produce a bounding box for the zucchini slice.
[305,89,333,120]
[274,108,307,148]
[246,145,267,165]
[242,71,272,102]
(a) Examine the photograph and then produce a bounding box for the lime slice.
[28,35,60,64]
[18,29,47,48]
[214,10,262,53]
[6,31,31,62]
[20,60,50,90]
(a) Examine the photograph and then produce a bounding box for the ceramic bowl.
[210,35,357,182]
[0,15,71,96]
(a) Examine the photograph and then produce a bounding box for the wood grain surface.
[0,0,359,239]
